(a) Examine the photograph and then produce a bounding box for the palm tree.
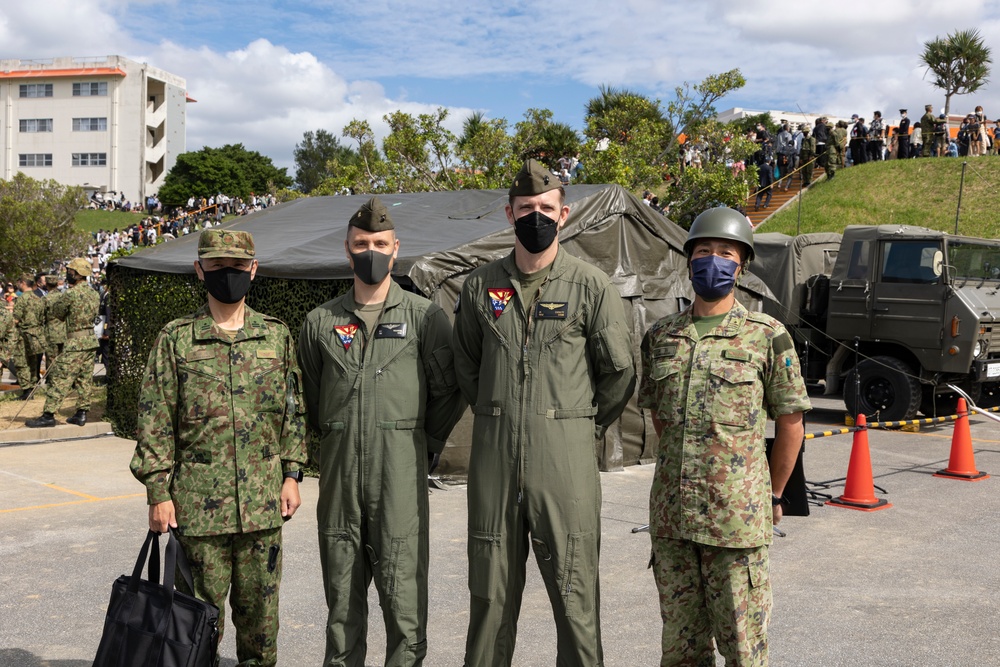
[920,28,992,118]
[458,111,487,149]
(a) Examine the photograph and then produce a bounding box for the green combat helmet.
[684,207,755,262]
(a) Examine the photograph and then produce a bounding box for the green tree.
[382,108,458,192]
[456,114,516,189]
[293,129,357,194]
[512,108,570,167]
[158,144,292,206]
[579,91,672,190]
[920,29,992,119]
[0,173,87,277]
[666,69,746,157]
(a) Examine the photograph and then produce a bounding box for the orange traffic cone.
[934,398,989,481]
[826,414,892,511]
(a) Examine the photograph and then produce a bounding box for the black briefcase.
[93,529,219,667]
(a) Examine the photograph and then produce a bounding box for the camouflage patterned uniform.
[130,302,308,666]
[42,278,67,365]
[0,307,15,372]
[40,281,96,416]
[13,287,45,392]
[298,279,465,667]
[638,301,810,666]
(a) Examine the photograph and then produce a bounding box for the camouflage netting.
[105,264,350,439]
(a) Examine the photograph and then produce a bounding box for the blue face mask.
[690,255,740,301]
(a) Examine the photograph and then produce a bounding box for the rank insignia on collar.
[334,324,359,350]
[488,288,515,319]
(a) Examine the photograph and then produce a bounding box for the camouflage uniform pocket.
[746,553,772,640]
[468,530,502,601]
[708,359,760,427]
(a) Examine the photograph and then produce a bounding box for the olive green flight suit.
[297,281,465,667]
[453,249,636,667]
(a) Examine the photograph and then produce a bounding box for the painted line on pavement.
[0,492,144,514]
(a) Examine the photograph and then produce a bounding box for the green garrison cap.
[67,257,93,276]
[349,196,395,232]
[198,229,255,259]
[509,159,561,197]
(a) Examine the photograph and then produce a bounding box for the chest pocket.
[707,349,761,428]
[649,344,686,426]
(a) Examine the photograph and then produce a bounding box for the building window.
[19,154,53,167]
[73,117,108,132]
[72,153,107,167]
[19,119,54,133]
[72,81,109,97]
[19,84,53,98]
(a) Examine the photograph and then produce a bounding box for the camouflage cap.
[349,196,395,233]
[67,257,92,276]
[509,159,561,198]
[44,274,60,287]
[198,229,255,259]
[19,273,33,286]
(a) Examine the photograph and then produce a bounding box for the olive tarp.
[110,184,771,473]
[752,232,842,326]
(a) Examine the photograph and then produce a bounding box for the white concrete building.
[0,55,190,202]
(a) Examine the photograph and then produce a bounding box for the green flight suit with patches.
[42,282,98,415]
[297,280,465,667]
[638,302,810,666]
[453,248,636,667]
[130,304,307,666]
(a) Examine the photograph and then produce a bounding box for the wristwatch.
[771,494,784,506]
[283,470,304,483]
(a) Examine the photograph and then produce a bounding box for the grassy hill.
[757,156,1000,239]
[76,208,145,235]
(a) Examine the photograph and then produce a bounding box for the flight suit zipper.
[517,277,547,505]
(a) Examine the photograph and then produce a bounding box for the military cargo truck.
[753,225,1000,421]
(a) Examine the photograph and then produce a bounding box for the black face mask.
[514,211,558,254]
[350,249,393,285]
[201,266,253,304]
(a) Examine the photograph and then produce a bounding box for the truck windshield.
[947,240,1000,283]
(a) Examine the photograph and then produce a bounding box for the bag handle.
[127,530,161,594]
[166,527,196,593]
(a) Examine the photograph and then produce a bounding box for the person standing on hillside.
[799,126,816,187]
[895,109,911,159]
[868,111,885,161]
[827,121,848,180]
[920,105,936,157]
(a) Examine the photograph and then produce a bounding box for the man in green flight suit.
[26,259,99,427]
[130,229,307,666]
[920,104,936,157]
[12,273,45,399]
[297,196,465,667]
[453,159,636,666]
[637,207,810,666]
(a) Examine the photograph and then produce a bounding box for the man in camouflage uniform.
[0,304,15,376]
[42,274,67,372]
[826,120,848,180]
[920,105,936,157]
[130,229,308,666]
[12,274,46,399]
[638,207,810,667]
[26,260,98,427]
[297,197,466,667]
[799,126,815,187]
[453,160,636,666]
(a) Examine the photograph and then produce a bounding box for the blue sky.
[3,0,1000,174]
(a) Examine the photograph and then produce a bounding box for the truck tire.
[843,356,921,421]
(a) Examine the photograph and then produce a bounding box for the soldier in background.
[26,259,99,427]
[799,126,816,187]
[638,207,810,666]
[895,109,910,159]
[934,114,950,157]
[0,304,15,378]
[130,230,307,666]
[42,274,66,373]
[920,105,936,157]
[12,274,45,399]
[297,197,465,666]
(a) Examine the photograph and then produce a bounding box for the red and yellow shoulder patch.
[334,324,359,350]
[488,288,515,319]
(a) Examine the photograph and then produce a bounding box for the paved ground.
[1,395,999,666]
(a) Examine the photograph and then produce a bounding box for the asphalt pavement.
[1,395,999,666]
